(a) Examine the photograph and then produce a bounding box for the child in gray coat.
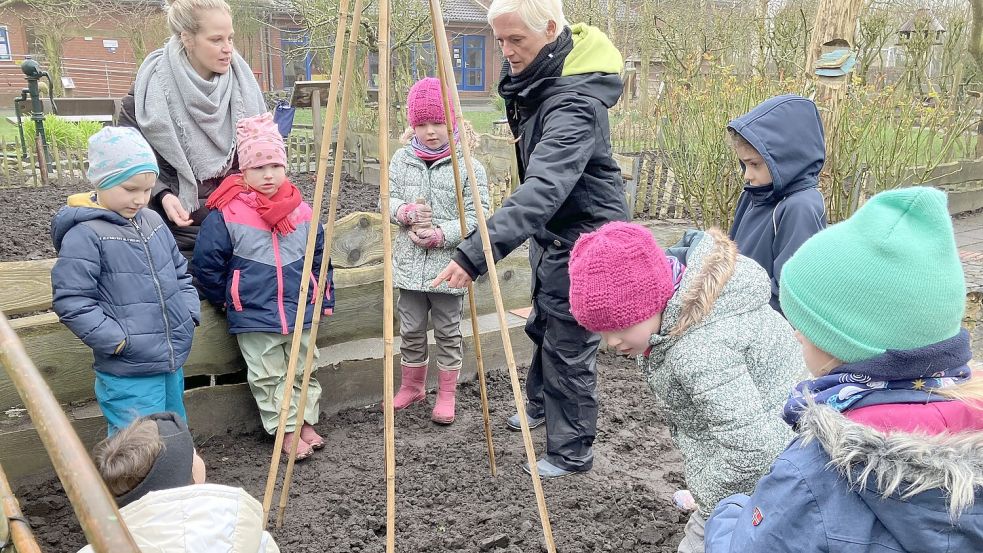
[388,77,489,424]
[569,222,804,553]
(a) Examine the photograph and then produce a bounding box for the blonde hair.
[487,0,569,35]
[399,120,480,153]
[166,0,231,37]
[93,419,164,497]
[937,370,983,405]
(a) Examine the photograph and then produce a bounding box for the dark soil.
[20,352,688,552]
[0,172,379,263]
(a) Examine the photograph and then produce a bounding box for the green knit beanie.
[779,187,965,363]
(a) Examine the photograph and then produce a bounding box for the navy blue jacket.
[192,188,334,335]
[51,193,200,377]
[728,95,827,313]
[705,400,983,553]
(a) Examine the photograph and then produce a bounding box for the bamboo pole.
[378,1,397,551]
[261,0,361,526]
[0,311,139,552]
[427,2,556,551]
[274,0,365,527]
[431,17,496,477]
[0,463,42,553]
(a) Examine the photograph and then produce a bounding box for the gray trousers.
[523,302,600,472]
[397,289,464,369]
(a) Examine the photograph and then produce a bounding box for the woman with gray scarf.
[119,0,266,256]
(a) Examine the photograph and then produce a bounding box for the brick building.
[0,0,498,102]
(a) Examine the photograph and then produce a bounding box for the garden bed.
[19,353,688,552]
[0,172,379,263]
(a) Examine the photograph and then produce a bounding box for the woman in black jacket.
[434,0,629,478]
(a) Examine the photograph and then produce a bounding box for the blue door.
[452,35,485,92]
[281,32,312,89]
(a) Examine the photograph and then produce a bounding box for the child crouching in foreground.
[568,222,805,553]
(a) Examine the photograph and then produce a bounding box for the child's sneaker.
[673,489,697,512]
[282,432,313,460]
[300,423,325,449]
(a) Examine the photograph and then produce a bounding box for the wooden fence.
[0,134,321,188]
[615,151,983,222]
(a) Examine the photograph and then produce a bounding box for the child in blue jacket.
[705,187,983,552]
[51,127,200,435]
[727,94,827,314]
[193,113,334,460]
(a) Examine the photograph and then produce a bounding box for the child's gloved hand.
[396,202,433,227]
[410,227,445,249]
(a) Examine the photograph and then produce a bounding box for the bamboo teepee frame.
[263,1,558,551]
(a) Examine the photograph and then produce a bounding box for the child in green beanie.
[705,186,983,553]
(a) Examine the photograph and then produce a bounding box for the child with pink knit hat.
[568,222,803,553]
[192,112,335,461]
[387,77,489,425]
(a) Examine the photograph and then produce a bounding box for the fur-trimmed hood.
[649,229,772,356]
[799,402,983,521]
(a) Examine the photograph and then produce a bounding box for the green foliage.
[824,80,978,220]
[23,115,103,149]
[653,66,801,229]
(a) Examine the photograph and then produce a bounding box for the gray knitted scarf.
[133,37,266,210]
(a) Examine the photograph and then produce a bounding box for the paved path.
[955,211,983,293]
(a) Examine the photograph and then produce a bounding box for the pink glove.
[396,203,433,226]
[409,227,445,249]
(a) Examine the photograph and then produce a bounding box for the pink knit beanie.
[407,77,456,128]
[236,113,287,170]
[569,221,676,333]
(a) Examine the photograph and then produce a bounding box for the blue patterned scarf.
[782,329,973,427]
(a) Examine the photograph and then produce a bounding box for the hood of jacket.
[661,228,771,333]
[728,94,825,203]
[78,484,279,553]
[799,401,983,537]
[52,192,132,252]
[517,23,624,109]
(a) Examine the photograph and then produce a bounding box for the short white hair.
[487,0,569,35]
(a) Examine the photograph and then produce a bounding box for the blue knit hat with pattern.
[87,126,159,190]
[779,187,966,363]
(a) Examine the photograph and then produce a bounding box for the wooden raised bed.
[0,211,535,479]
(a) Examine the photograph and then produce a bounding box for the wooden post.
[805,0,864,194]
[378,2,397,551]
[262,0,362,527]
[0,463,42,553]
[311,89,322,164]
[52,142,62,183]
[428,2,557,551]
[804,0,865,76]
[34,134,48,186]
[1,138,10,183]
[432,20,497,477]
[273,0,366,527]
[0,311,140,552]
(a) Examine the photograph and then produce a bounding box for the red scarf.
[206,174,304,235]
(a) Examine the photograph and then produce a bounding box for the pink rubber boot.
[431,368,460,425]
[393,363,427,410]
